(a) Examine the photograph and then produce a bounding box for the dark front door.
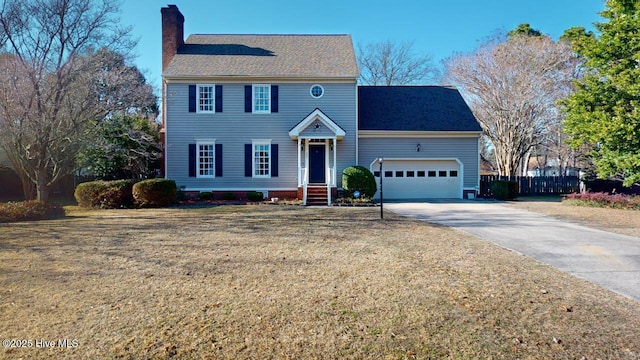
[309,144,326,184]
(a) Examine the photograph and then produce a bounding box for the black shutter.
[215,85,223,113]
[215,144,223,177]
[188,143,196,177]
[188,85,196,113]
[244,85,252,112]
[271,144,278,177]
[244,144,252,177]
[271,85,278,113]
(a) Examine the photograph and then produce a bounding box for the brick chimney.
[161,5,184,71]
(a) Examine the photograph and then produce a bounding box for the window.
[384,171,393,177]
[310,84,324,98]
[253,85,270,113]
[374,171,380,177]
[428,171,436,177]
[253,142,271,177]
[439,170,448,177]
[395,171,404,177]
[197,85,215,113]
[407,171,415,177]
[417,171,426,177]
[450,170,458,177]
[197,142,215,178]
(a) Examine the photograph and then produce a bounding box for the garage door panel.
[378,160,461,199]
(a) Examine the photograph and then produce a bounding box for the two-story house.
[161,5,481,205]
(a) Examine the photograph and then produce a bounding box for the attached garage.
[374,159,462,199]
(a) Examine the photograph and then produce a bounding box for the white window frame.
[196,139,216,178]
[252,139,272,178]
[197,84,215,114]
[252,84,270,114]
[310,84,324,98]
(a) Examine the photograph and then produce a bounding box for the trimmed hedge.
[564,192,640,210]
[133,179,177,208]
[74,180,136,209]
[247,191,264,202]
[491,180,519,200]
[0,200,65,223]
[198,191,214,201]
[342,165,377,198]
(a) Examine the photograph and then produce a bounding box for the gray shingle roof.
[358,86,482,132]
[163,34,358,78]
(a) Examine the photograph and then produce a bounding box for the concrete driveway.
[385,200,640,302]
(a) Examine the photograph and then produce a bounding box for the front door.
[308,144,326,184]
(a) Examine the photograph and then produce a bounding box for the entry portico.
[289,108,346,205]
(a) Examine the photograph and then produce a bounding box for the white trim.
[355,85,359,165]
[359,130,482,138]
[251,140,272,178]
[196,84,216,114]
[163,77,357,84]
[195,140,216,179]
[289,108,346,140]
[310,84,324,98]
[252,84,271,114]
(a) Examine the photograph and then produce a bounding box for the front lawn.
[0,206,638,359]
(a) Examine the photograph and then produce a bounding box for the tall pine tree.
[562,0,640,186]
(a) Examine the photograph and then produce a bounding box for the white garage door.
[375,160,462,199]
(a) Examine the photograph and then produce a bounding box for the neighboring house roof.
[163,34,358,79]
[358,86,482,132]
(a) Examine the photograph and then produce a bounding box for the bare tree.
[358,40,438,85]
[0,0,153,201]
[444,35,579,176]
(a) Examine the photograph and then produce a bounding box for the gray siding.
[358,137,480,189]
[165,82,357,190]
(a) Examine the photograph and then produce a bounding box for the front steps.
[306,185,328,206]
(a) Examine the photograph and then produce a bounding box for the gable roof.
[163,34,358,79]
[358,86,482,132]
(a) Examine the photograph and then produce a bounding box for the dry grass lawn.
[1,205,639,359]
[506,197,640,238]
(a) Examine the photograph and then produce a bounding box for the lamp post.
[379,157,383,219]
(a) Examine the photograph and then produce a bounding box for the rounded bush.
[342,165,377,198]
[490,180,519,200]
[74,180,136,209]
[133,179,177,208]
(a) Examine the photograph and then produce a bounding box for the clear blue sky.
[120,0,606,93]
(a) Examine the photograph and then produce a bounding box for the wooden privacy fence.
[480,175,580,198]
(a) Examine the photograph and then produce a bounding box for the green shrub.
[132,179,177,208]
[0,200,65,223]
[198,191,214,201]
[491,180,519,200]
[342,166,377,198]
[222,192,237,201]
[74,180,136,209]
[247,191,264,202]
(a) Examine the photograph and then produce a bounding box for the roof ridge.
[189,33,352,36]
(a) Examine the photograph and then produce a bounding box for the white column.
[333,137,337,186]
[297,138,301,187]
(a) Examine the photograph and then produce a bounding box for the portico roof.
[288,108,346,140]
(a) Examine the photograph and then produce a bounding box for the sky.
[120,0,606,93]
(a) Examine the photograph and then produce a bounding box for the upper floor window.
[197,84,215,113]
[253,85,271,113]
[189,84,222,113]
[310,84,324,98]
